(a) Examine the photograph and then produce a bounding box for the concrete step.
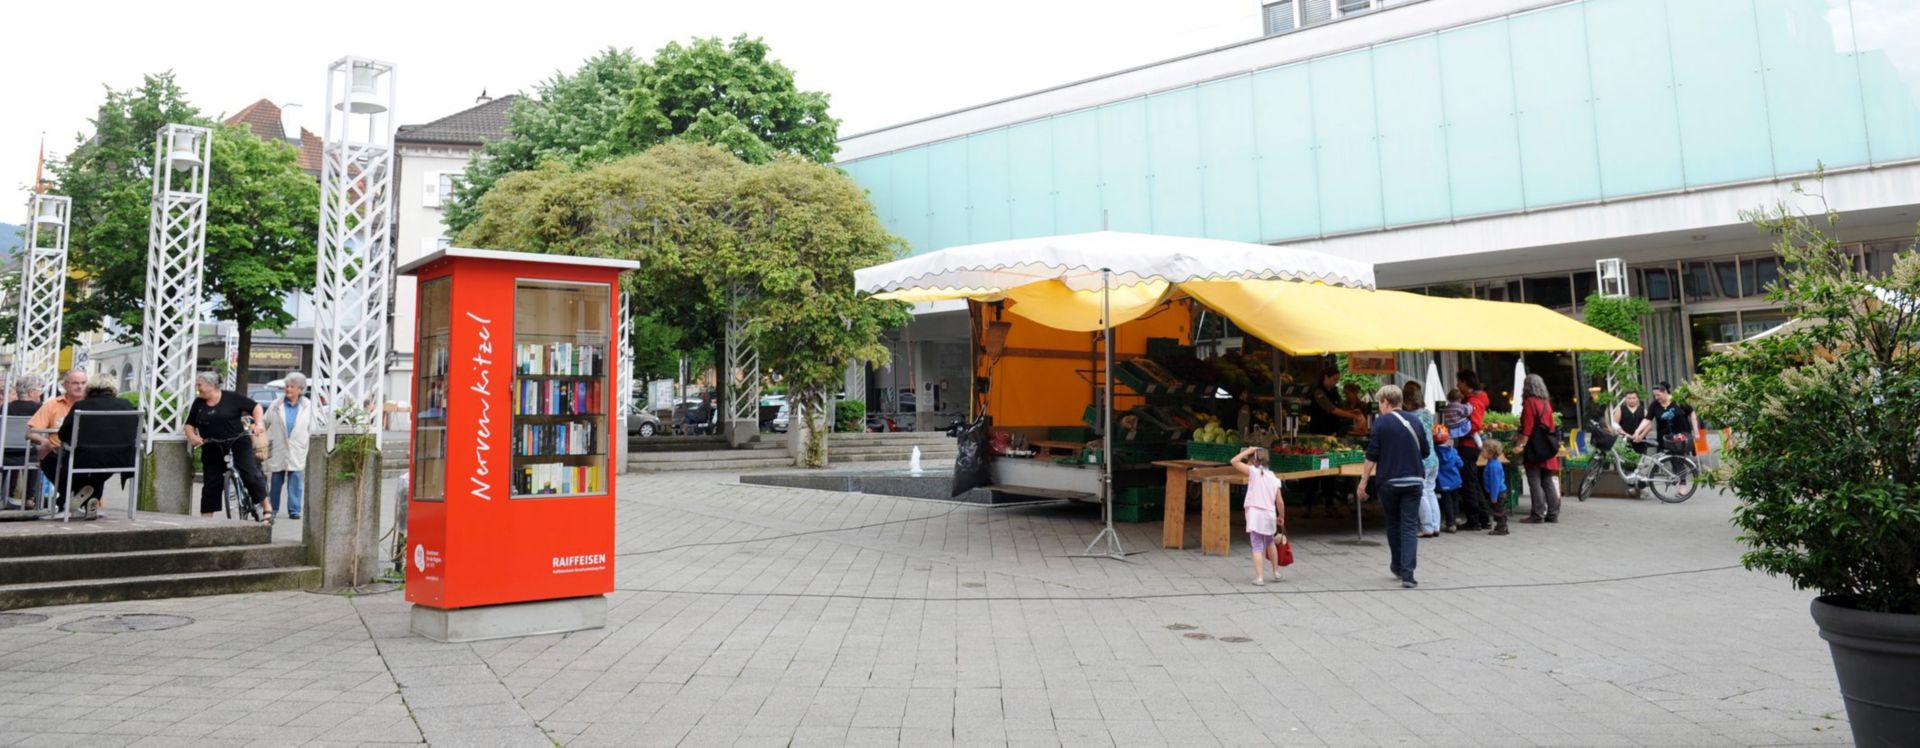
[0,523,270,558]
[629,457,796,473]
[0,566,322,611]
[629,448,792,465]
[629,436,781,453]
[827,432,957,445]
[828,445,960,459]
[835,453,959,465]
[0,542,307,586]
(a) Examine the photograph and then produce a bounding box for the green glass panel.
[1147,88,1205,237]
[1585,0,1685,197]
[1007,120,1055,239]
[1756,0,1868,172]
[1099,99,1152,233]
[1439,20,1525,217]
[887,147,931,255]
[1667,0,1775,185]
[927,138,970,250]
[1052,110,1105,234]
[1310,50,1382,234]
[1510,4,1602,207]
[1197,76,1262,243]
[966,129,1010,244]
[1252,64,1320,240]
[1372,35,1450,225]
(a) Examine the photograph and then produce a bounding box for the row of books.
[514,379,602,416]
[513,464,605,496]
[512,422,600,457]
[517,341,605,377]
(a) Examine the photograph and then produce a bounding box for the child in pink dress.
[1232,446,1285,585]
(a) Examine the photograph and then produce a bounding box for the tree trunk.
[711,337,727,438]
[235,320,253,391]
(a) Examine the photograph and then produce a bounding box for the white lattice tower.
[315,57,396,449]
[15,194,71,393]
[140,124,213,446]
[724,286,759,428]
[618,291,634,428]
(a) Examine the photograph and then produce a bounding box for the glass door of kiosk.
[510,281,610,497]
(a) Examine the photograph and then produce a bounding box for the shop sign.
[1347,352,1398,375]
[249,345,302,369]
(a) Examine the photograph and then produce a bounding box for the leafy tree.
[444,37,838,234]
[1578,294,1652,405]
[458,142,907,464]
[203,124,319,385]
[51,73,319,385]
[52,73,202,345]
[1692,181,1920,615]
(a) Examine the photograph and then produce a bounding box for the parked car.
[625,406,662,438]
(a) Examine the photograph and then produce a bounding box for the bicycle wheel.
[1578,455,1604,502]
[1648,456,1700,503]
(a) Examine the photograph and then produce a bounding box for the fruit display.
[1190,415,1240,445]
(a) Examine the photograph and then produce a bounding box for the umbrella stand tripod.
[1074,269,1142,561]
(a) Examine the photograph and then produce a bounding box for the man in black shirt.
[185,372,269,520]
[3,376,42,508]
[1639,382,1698,456]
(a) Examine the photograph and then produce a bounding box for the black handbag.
[1522,406,1560,464]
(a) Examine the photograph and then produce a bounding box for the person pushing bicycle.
[184,372,270,521]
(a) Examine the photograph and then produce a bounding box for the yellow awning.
[1001,280,1171,332]
[1180,280,1640,355]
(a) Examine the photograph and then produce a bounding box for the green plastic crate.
[1114,503,1163,523]
[1272,453,1332,473]
[1186,441,1244,462]
[1328,450,1366,466]
[1116,486,1165,506]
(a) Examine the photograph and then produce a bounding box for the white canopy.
[853,231,1376,295]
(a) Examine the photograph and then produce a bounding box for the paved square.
[0,467,1850,746]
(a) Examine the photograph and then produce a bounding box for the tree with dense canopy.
[457,142,907,464]
[51,72,319,386]
[443,36,839,235]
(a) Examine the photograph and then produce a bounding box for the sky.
[3,0,1260,198]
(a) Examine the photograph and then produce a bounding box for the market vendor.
[1302,365,1365,516]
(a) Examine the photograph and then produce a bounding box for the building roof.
[224,99,324,174]
[396,95,519,146]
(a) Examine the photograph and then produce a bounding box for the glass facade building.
[842,0,1920,256]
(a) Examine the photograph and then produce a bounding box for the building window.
[1337,0,1373,14]
[1572,271,1597,308]
[437,173,457,205]
[1861,239,1908,277]
[1300,0,1334,26]
[1263,1,1295,34]
[436,236,452,251]
[1523,274,1573,310]
[1684,260,1738,302]
[1737,256,1781,298]
[1638,267,1679,302]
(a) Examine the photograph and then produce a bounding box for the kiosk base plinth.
[410,596,607,642]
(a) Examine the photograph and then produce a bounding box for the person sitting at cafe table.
[28,368,87,488]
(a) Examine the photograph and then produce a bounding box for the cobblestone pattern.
[0,467,1849,746]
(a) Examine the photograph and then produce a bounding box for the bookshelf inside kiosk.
[511,281,609,497]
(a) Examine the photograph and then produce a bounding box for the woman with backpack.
[1517,373,1562,524]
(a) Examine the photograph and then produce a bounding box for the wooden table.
[1155,458,1365,555]
[1028,439,1088,459]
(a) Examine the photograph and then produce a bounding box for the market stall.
[855,231,1639,558]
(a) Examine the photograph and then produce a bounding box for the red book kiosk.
[397,247,638,641]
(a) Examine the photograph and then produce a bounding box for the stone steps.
[0,542,307,585]
[0,566,322,611]
[0,516,317,611]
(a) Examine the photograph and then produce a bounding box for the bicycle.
[204,417,269,524]
[1577,425,1700,503]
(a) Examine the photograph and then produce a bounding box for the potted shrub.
[1691,185,1920,745]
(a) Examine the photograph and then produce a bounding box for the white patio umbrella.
[1424,361,1445,411]
[1511,359,1529,416]
[856,231,1374,559]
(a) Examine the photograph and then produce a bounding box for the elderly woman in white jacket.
[262,372,315,519]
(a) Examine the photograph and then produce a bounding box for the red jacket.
[1459,390,1490,448]
[1519,396,1561,470]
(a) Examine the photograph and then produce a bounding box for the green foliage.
[204,124,321,384]
[445,38,838,234]
[1691,180,1920,615]
[834,399,866,433]
[50,74,318,386]
[1578,294,1653,405]
[1332,353,1379,393]
[52,72,202,345]
[458,142,910,468]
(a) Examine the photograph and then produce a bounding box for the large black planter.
[1809,595,1920,746]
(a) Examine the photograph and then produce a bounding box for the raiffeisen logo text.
[551,554,608,574]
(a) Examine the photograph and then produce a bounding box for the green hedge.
[834,400,866,433]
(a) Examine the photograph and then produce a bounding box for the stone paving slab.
[0,465,1854,746]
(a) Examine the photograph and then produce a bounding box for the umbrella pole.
[1080,268,1137,560]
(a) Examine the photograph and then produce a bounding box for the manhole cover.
[1182,632,1214,640]
[0,612,48,629]
[1219,636,1253,643]
[961,582,985,589]
[1165,623,1197,631]
[58,614,193,634]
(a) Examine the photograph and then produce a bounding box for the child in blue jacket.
[1434,426,1464,533]
[1480,439,1510,536]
